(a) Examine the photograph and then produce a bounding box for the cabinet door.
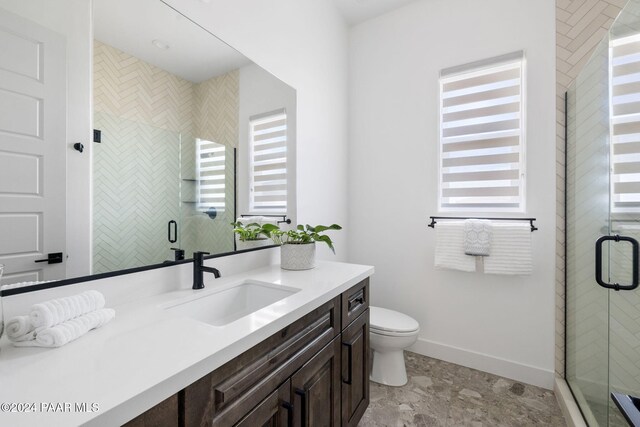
[235,380,292,427]
[291,338,341,427]
[341,309,369,427]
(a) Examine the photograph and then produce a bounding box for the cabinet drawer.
[183,295,341,427]
[341,279,369,329]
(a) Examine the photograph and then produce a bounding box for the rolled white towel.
[6,316,36,342]
[30,290,106,330]
[15,308,115,348]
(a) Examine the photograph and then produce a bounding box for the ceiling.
[332,0,419,26]
[92,0,417,81]
[93,0,251,83]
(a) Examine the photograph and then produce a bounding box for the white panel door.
[0,7,66,286]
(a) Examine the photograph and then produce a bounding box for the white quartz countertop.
[0,261,373,426]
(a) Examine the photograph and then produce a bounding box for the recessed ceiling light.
[200,0,211,3]
[152,39,170,50]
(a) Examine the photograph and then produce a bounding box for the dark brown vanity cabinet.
[125,279,370,427]
[122,395,179,427]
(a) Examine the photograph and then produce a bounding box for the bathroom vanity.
[127,279,369,427]
[0,259,372,426]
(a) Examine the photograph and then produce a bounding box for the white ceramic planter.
[236,238,271,251]
[280,243,316,270]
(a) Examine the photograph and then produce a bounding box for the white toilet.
[369,306,420,387]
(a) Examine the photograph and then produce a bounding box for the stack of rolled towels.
[4,290,115,348]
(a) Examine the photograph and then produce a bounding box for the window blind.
[439,52,525,212]
[249,110,287,213]
[611,34,640,212]
[196,138,226,213]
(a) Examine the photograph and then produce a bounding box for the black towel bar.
[428,216,538,232]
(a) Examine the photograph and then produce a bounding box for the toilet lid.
[370,306,419,334]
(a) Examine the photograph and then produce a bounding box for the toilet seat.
[370,306,419,335]
[370,327,419,337]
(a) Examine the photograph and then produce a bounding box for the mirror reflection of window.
[196,138,226,217]
[249,110,288,214]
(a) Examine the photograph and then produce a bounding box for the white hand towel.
[14,308,115,348]
[236,217,258,224]
[30,290,106,330]
[464,219,492,256]
[5,316,36,342]
[237,216,278,226]
[256,216,278,226]
[434,221,476,272]
[484,223,533,275]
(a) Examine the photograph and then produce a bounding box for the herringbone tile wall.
[556,0,625,378]
[93,41,238,272]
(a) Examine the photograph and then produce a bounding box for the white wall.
[238,63,297,223]
[0,0,93,278]
[165,0,350,262]
[347,0,557,388]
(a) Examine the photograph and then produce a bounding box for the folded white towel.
[30,290,106,330]
[5,316,36,342]
[14,308,115,348]
[484,223,532,275]
[464,219,492,256]
[236,216,278,226]
[435,221,476,272]
[236,216,258,224]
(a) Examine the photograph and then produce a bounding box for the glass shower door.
[566,34,612,426]
[567,1,640,425]
[607,2,640,425]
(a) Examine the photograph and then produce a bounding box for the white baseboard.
[554,377,588,427]
[409,338,555,389]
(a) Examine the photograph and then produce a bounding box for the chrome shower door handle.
[595,235,639,291]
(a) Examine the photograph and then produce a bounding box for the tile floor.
[359,351,566,426]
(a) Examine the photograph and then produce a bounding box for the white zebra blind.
[249,110,287,213]
[439,52,525,212]
[612,34,640,212]
[196,139,226,213]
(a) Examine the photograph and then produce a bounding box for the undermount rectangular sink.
[164,280,299,326]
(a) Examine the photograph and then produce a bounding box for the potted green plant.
[263,224,342,270]
[232,221,273,250]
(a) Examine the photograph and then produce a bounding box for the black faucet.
[193,251,221,290]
